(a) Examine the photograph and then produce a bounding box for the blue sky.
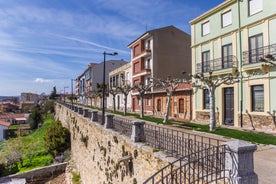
[0,0,225,96]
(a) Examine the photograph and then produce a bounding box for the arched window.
[179,98,184,113]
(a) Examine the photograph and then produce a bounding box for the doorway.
[224,87,234,125]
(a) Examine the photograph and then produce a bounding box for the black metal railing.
[243,43,276,65]
[58,102,228,183]
[113,116,132,136]
[144,123,223,158]
[196,55,237,73]
[143,145,227,184]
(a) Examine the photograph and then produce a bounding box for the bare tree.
[108,86,119,112]
[117,80,132,116]
[155,76,184,123]
[133,81,153,118]
[191,71,239,131]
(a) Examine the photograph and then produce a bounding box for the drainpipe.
[238,0,243,127]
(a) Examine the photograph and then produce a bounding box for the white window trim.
[249,0,263,16]
[222,10,232,28]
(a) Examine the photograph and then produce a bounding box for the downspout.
[238,0,243,127]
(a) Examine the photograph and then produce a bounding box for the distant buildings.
[190,0,276,130]
[20,92,39,112]
[0,120,10,141]
[75,60,128,106]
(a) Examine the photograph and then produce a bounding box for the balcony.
[243,43,276,65]
[140,47,151,58]
[196,55,237,73]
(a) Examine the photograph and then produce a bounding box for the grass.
[72,172,81,184]
[102,107,276,145]
[175,122,276,145]
[0,114,59,175]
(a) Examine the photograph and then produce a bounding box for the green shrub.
[44,121,70,157]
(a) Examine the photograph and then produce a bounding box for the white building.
[0,120,10,141]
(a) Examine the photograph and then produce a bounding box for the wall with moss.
[55,104,172,184]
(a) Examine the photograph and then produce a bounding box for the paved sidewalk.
[254,145,276,184]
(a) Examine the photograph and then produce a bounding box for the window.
[133,45,139,56]
[202,21,210,36]
[222,11,232,27]
[222,44,233,69]
[203,89,210,109]
[249,34,263,63]
[251,85,264,112]
[249,0,263,16]
[202,51,210,72]
[179,99,184,113]
[146,98,151,106]
[133,62,139,74]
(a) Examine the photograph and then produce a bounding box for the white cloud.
[34,78,52,83]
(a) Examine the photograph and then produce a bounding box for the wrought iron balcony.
[196,55,237,73]
[243,43,276,65]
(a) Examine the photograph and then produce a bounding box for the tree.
[29,108,43,129]
[44,121,70,157]
[117,80,132,116]
[41,100,55,114]
[49,86,58,100]
[108,86,119,112]
[133,81,153,118]
[155,76,184,123]
[191,71,239,131]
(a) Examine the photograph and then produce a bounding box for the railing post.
[223,140,258,184]
[91,110,98,122]
[131,120,146,142]
[74,106,78,112]
[104,114,114,129]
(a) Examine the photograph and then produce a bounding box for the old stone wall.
[55,104,171,184]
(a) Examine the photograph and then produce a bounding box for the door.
[224,87,234,125]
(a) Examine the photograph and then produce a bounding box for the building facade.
[107,62,132,112]
[190,0,276,130]
[128,25,192,119]
[76,60,127,107]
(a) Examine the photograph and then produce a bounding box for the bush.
[44,121,70,157]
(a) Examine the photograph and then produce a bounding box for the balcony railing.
[196,55,237,73]
[243,43,276,65]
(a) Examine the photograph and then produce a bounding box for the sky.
[0,0,225,96]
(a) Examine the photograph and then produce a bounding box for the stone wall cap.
[131,120,145,125]
[222,140,257,152]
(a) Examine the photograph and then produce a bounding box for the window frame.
[202,21,210,36]
[202,50,210,73]
[251,85,264,112]
[248,0,263,16]
[221,10,232,28]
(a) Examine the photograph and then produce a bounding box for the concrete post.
[104,114,114,129]
[83,109,89,117]
[131,120,146,142]
[223,140,258,184]
[91,110,98,122]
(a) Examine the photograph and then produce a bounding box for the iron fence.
[143,145,227,184]
[113,116,132,136]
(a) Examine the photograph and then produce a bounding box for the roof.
[190,0,235,24]
[14,118,27,121]
[0,120,10,127]
[0,113,26,120]
[127,25,185,47]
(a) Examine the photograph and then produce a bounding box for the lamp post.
[64,86,68,103]
[102,51,118,125]
[71,79,74,105]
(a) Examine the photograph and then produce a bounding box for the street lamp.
[64,86,68,103]
[102,51,118,125]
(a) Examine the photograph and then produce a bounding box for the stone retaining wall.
[55,104,172,184]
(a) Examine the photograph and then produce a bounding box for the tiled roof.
[0,113,26,119]
[0,120,10,127]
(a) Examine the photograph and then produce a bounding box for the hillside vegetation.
[0,114,70,176]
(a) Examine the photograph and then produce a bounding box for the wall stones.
[55,104,170,184]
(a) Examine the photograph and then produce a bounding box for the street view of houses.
[0,0,276,183]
